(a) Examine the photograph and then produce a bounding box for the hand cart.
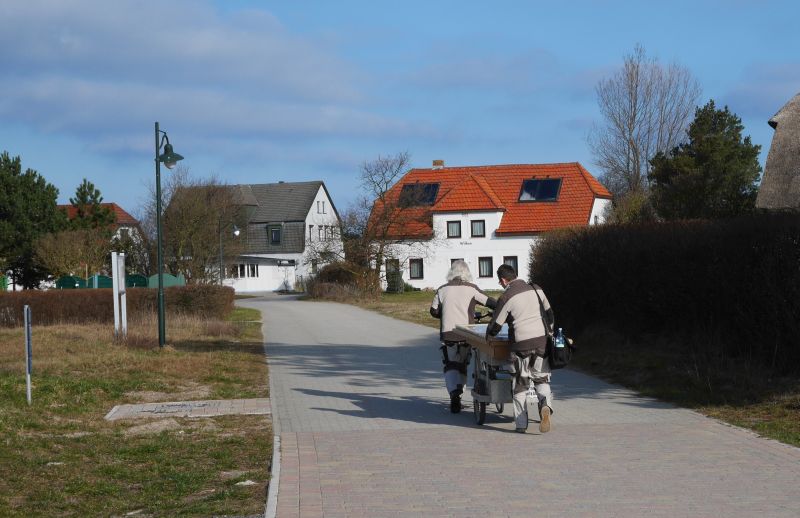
[452,324,514,425]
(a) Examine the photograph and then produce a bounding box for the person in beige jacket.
[431,260,496,413]
[486,264,554,433]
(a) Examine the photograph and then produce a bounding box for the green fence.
[56,276,87,289]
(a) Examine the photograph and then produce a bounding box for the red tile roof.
[58,203,139,227]
[374,162,611,239]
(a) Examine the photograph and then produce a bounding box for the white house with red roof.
[376,161,612,291]
[58,202,141,242]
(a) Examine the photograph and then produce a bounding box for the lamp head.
[159,142,184,170]
[232,225,241,237]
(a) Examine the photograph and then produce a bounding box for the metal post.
[155,121,166,347]
[111,252,120,338]
[24,305,32,405]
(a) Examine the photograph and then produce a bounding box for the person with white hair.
[430,259,496,413]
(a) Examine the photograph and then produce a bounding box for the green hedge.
[0,285,235,327]
[530,212,800,374]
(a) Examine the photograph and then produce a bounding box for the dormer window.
[399,182,439,207]
[269,225,281,245]
[519,178,562,202]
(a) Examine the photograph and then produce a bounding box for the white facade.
[225,185,342,293]
[387,198,610,292]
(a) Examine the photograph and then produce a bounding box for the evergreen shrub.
[530,212,800,374]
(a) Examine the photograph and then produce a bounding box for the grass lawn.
[0,306,270,517]
[351,291,800,448]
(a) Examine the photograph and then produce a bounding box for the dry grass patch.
[0,306,270,517]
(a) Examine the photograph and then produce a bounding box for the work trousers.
[441,341,471,394]
[511,353,553,430]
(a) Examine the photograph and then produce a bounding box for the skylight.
[519,178,562,202]
[399,183,440,207]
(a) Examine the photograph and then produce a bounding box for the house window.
[317,200,326,214]
[230,264,246,278]
[311,260,318,274]
[478,257,493,278]
[519,178,562,202]
[409,258,424,279]
[447,221,461,238]
[471,220,485,238]
[119,228,130,240]
[503,256,518,275]
[450,258,464,265]
[248,264,258,277]
[269,226,281,245]
[308,225,314,240]
[399,183,440,207]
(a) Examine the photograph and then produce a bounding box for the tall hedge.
[530,212,800,374]
[0,285,235,327]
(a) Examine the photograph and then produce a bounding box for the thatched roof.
[756,92,800,210]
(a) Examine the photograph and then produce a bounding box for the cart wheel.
[473,400,486,425]
[495,402,504,413]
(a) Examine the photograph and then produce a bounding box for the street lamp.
[154,121,184,348]
[218,219,241,285]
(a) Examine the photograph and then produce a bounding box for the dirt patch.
[123,418,183,436]
[124,381,212,403]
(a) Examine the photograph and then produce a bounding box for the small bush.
[0,284,235,327]
[306,262,379,300]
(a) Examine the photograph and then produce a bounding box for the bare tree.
[35,229,111,278]
[589,44,701,198]
[139,167,242,284]
[305,151,438,295]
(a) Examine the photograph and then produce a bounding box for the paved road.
[239,295,800,518]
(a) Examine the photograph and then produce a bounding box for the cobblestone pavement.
[239,295,800,518]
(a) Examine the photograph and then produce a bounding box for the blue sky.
[1,0,798,217]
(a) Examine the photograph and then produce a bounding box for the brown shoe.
[539,406,551,433]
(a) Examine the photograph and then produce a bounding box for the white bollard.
[24,305,32,405]
[119,253,127,339]
[111,252,120,339]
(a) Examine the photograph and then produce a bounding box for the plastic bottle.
[555,327,565,348]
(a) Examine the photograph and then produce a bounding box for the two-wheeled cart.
[452,323,514,425]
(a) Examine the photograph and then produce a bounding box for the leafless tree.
[589,44,701,198]
[35,229,111,278]
[139,167,243,284]
[305,151,437,295]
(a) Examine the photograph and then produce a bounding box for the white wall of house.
[386,196,610,291]
[386,210,538,291]
[223,254,303,292]
[226,185,343,293]
[589,198,612,225]
[302,185,343,277]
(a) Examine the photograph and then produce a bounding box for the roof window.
[399,182,439,207]
[519,178,561,202]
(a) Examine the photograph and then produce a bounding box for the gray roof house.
[226,181,342,292]
[756,92,800,210]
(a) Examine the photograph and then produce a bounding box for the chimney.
[432,159,445,170]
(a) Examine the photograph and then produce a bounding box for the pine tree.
[69,178,116,230]
[649,100,762,220]
[0,151,67,287]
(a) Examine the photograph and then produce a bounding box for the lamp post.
[154,122,184,348]
[219,218,240,285]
